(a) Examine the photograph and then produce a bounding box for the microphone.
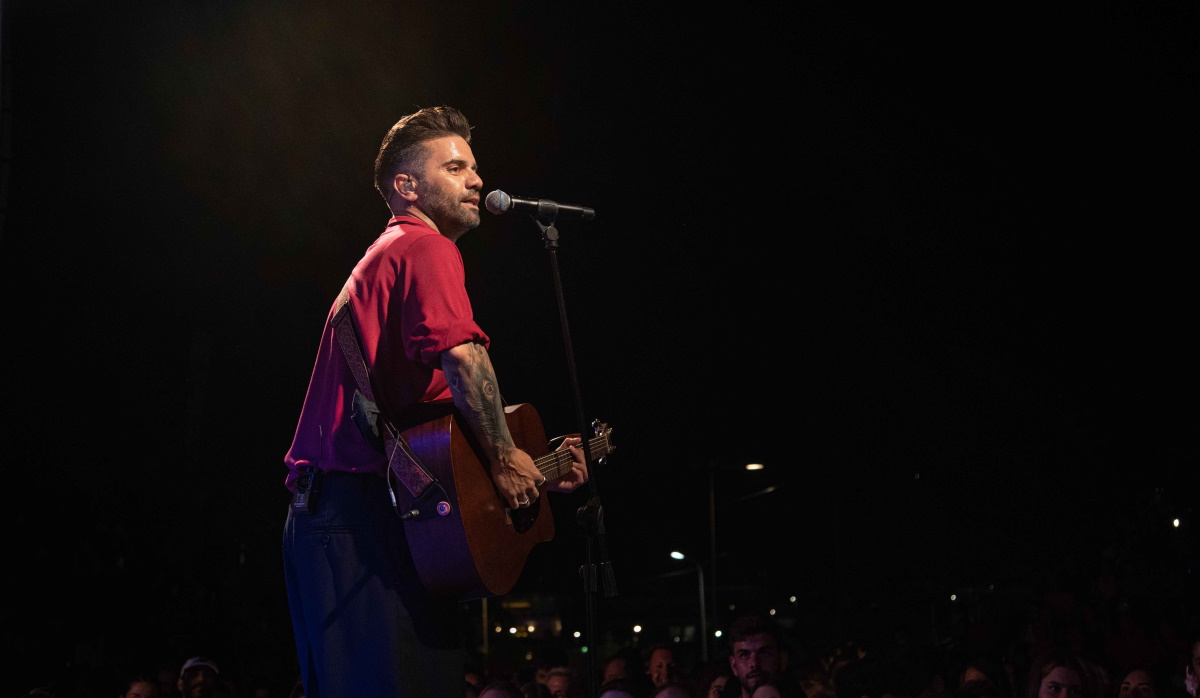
[485,190,595,221]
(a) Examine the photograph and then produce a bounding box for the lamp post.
[669,551,708,662]
[708,461,774,632]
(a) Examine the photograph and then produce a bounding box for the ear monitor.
[405,181,414,192]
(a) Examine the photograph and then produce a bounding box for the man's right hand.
[489,446,543,509]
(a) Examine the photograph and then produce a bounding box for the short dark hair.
[727,614,782,646]
[373,105,473,199]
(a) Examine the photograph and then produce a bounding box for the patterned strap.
[331,301,437,498]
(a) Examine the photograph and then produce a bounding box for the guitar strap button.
[436,501,452,516]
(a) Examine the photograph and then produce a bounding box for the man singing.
[282,106,589,697]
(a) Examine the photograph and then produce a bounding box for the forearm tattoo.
[444,343,514,458]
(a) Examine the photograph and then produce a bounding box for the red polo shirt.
[283,216,489,489]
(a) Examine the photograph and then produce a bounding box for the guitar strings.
[534,434,610,478]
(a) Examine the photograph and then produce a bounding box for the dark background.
[1,2,1196,697]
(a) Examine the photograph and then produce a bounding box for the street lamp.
[669,551,708,662]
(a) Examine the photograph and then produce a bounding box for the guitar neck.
[534,433,609,480]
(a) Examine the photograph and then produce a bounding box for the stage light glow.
[509,627,517,634]
[670,551,685,560]
[950,594,957,601]
[1173,518,1180,527]
[745,463,764,470]
[633,625,642,633]
[574,631,581,638]
[715,630,723,638]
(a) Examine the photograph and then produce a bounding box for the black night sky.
[2,2,1196,697]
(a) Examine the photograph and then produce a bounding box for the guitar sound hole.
[511,504,538,533]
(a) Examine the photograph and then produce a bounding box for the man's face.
[729,634,780,695]
[413,135,482,239]
[178,667,217,698]
[547,674,570,697]
[649,648,676,687]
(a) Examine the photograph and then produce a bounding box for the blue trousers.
[283,472,464,697]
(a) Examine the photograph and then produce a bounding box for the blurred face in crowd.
[708,675,729,698]
[1192,642,1200,680]
[179,667,218,698]
[547,672,570,698]
[730,633,781,696]
[1038,666,1082,698]
[604,657,630,685]
[649,648,676,688]
[1118,670,1156,698]
[122,681,158,698]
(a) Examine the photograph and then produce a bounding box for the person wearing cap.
[178,657,220,698]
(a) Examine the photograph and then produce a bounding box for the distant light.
[914,473,920,480]
[670,551,686,560]
[714,630,723,638]
[950,594,957,601]
[789,596,797,603]
[581,646,588,653]
[769,609,776,616]
[525,652,533,661]
[633,625,642,634]
[573,631,581,638]
[1173,518,1180,527]
[728,604,736,611]
[509,627,517,634]
[673,636,681,643]
[494,626,503,633]
[745,463,765,471]
[527,625,535,633]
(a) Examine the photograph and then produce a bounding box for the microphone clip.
[534,216,560,250]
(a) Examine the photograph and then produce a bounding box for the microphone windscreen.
[484,190,511,215]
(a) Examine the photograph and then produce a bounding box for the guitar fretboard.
[534,432,612,481]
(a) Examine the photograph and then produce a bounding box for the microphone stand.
[529,203,616,698]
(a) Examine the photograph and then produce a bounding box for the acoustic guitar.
[393,401,614,600]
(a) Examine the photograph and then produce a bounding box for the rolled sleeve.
[399,235,489,368]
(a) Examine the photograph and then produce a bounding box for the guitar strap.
[330,300,439,504]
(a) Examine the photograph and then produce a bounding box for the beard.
[419,179,480,235]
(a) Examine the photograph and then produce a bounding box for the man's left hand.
[546,436,589,493]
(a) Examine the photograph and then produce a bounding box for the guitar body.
[396,402,555,600]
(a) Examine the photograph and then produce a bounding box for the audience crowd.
[13,513,1198,698]
[15,581,1198,698]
